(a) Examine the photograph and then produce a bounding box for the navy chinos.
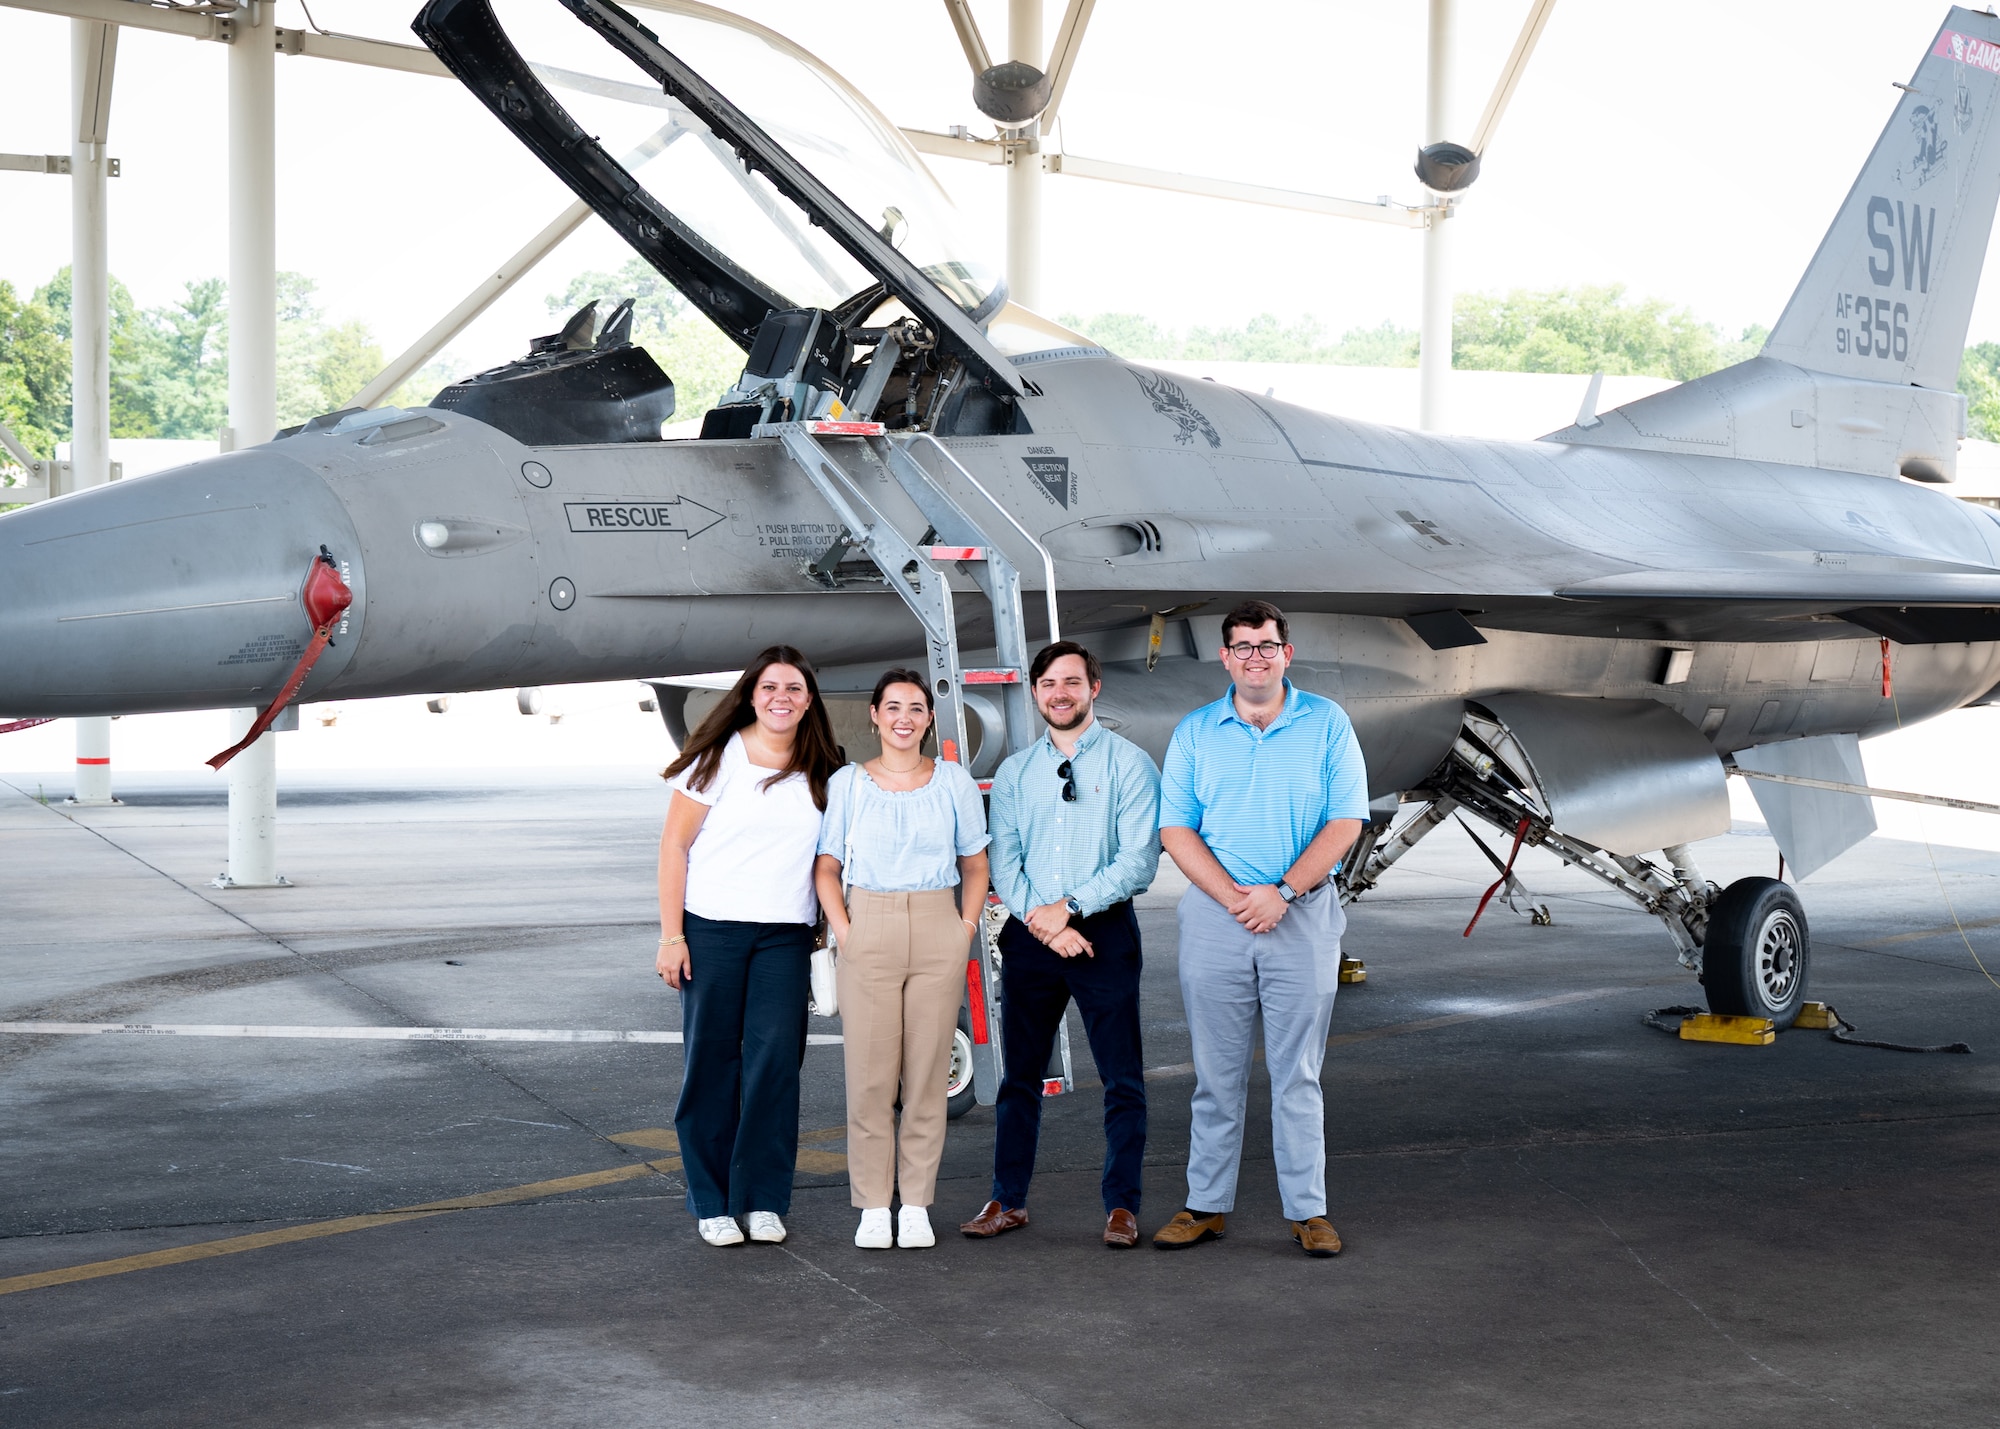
[673,911,812,1218]
[993,902,1147,1214]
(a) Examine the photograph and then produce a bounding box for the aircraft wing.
[1554,562,2000,642]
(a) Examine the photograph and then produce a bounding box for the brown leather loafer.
[959,1200,1029,1238]
[1290,1217,1342,1257]
[1103,1208,1139,1248]
[1151,1210,1226,1249]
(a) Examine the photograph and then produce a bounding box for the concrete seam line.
[0,1156,686,1298]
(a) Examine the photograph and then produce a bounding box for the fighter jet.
[7,0,2000,1041]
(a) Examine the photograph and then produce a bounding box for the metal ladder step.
[760,420,1072,1101]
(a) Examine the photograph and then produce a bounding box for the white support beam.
[67,18,114,500]
[1419,0,1455,434]
[0,151,118,174]
[0,422,53,503]
[902,127,1005,165]
[0,0,224,41]
[225,0,282,887]
[1039,0,1096,135]
[273,27,449,79]
[69,16,118,806]
[939,0,992,76]
[1045,153,1432,227]
[1005,0,1043,311]
[351,199,594,409]
[1469,0,1557,156]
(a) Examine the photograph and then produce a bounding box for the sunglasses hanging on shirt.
[1057,759,1077,802]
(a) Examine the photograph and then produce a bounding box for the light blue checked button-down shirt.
[988,719,1162,921]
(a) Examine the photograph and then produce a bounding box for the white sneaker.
[897,1204,935,1249]
[744,1211,786,1244]
[854,1207,893,1249]
[697,1215,744,1247]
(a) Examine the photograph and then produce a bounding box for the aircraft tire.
[947,1010,977,1121]
[1700,876,1809,1028]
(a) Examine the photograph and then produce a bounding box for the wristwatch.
[1277,880,1300,904]
[1064,895,1085,918]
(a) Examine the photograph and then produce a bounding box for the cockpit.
[414,0,1089,446]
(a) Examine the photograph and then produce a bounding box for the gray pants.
[1176,883,1343,1222]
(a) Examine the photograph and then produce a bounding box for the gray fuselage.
[5,348,1997,796]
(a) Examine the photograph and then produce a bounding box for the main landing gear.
[1338,720,1811,1012]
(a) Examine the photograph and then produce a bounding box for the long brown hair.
[661,646,842,810]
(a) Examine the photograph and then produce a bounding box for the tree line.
[1060,286,1771,385]
[0,267,383,462]
[12,271,2000,459]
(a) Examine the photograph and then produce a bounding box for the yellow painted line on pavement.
[5,1121,856,1297]
[614,1125,848,1174]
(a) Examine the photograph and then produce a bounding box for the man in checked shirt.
[959,641,1162,1249]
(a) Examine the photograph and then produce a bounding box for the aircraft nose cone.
[0,451,365,718]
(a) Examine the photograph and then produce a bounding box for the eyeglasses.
[1057,759,1077,802]
[1225,641,1285,660]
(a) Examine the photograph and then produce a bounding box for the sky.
[0,0,1990,381]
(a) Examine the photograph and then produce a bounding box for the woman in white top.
[814,669,990,1250]
[658,646,842,1248]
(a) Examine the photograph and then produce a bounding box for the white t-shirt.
[669,732,823,925]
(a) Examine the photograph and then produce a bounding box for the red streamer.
[206,553,352,771]
[1464,816,1531,938]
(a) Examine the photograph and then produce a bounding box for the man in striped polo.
[1153,600,1368,1257]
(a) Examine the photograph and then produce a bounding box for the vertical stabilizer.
[1762,8,2000,390]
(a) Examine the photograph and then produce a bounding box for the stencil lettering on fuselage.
[1023,451,1073,509]
[563,498,723,537]
[752,522,841,559]
[1830,194,1936,362]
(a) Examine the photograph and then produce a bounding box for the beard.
[1041,700,1091,732]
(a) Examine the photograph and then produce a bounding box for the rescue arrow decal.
[563,496,725,538]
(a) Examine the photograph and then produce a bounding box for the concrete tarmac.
[2,768,1997,1427]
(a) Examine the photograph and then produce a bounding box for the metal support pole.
[215,708,287,888]
[69,18,119,806]
[68,715,117,806]
[224,0,284,887]
[1418,0,1454,434]
[1004,0,1043,312]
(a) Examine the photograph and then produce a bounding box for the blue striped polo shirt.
[1159,680,1370,886]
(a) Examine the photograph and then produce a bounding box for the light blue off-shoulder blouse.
[818,760,990,893]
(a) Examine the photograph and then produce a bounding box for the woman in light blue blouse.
[814,669,990,1250]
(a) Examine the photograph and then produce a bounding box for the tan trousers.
[837,887,967,1209]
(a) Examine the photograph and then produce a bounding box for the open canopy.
[416,0,1022,393]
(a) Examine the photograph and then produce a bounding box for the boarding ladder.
[760,418,1073,1105]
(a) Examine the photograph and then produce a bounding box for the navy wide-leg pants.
[673,911,812,1218]
[992,901,1147,1214]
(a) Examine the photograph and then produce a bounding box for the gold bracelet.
[659,934,685,947]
